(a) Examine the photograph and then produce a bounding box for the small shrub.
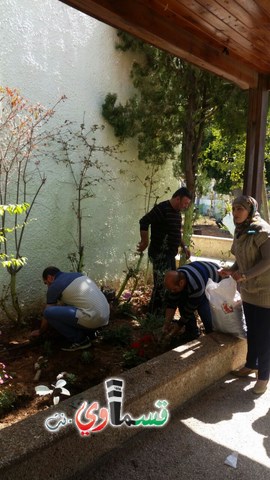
[0,388,17,415]
[138,313,164,334]
[64,373,78,385]
[122,350,145,369]
[101,325,133,346]
[80,351,94,365]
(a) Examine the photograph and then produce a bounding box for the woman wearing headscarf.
[220,195,270,394]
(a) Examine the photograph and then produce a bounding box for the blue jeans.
[243,302,270,381]
[44,306,91,343]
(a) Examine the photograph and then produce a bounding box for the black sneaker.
[61,337,92,352]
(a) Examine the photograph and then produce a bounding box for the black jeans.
[172,292,213,337]
[148,252,176,314]
[243,302,270,381]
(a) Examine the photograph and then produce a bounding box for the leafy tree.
[102,31,247,244]
[201,127,246,194]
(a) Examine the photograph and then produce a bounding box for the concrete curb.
[0,333,246,480]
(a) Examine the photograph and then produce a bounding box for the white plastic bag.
[205,277,246,338]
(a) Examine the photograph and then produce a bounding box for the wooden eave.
[60,0,270,90]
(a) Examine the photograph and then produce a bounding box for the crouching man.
[164,261,220,341]
[31,266,110,351]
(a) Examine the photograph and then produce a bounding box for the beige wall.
[0,0,178,311]
[191,235,234,263]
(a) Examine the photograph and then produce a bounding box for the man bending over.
[31,266,110,351]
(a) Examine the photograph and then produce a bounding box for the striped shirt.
[139,200,182,257]
[166,261,220,320]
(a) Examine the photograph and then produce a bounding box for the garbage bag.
[205,277,246,339]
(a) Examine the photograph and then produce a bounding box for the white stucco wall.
[0,0,178,312]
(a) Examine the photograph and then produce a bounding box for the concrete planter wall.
[0,333,246,480]
[191,235,233,263]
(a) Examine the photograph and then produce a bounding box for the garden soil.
[0,220,231,430]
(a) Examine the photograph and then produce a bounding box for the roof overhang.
[60,0,270,90]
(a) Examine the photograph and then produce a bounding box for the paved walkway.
[71,372,270,480]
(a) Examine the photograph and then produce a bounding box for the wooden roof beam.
[60,0,258,90]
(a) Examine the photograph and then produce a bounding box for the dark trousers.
[149,253,176,314]
[176,294,213,337]
[243,302,270,381]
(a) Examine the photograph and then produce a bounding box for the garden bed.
[0,286,173,429]
[0,220,229,430]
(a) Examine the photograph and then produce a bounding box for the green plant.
[0,86,66,322]
[122,349,145,368]
[80,350,94,365]
[102,32,248,250]
[64,372,78,385]
[138,313,164,335]
[101,325,133,346]
[115,252,144,302]
[0,388,17,415]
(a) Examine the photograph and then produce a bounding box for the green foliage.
[102,30,248,253]
[201,127,246,193]
[102,37,186,167]
[138,313,164,334]
[122,349,145,368]
[0,388,17,416]
[80,350,94,365]
[0,86,66,322]
[101,325,133,346]
[0,203,30,267]
[64,372,78,385]
[102,93,138,141]
[263,115,270,188]
[0,203,30,216]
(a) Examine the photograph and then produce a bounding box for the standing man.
[137,187,192,313]
[31,267,110,351]
[164,261,220,340]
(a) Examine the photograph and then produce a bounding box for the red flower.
[140,334,154,344]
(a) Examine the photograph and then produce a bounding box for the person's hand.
[30,329,41,338]
[137,240,148,253]
[218,268,233,278]
[231,270,244,282]
[163,320,185,336]
[183,245,191,259]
